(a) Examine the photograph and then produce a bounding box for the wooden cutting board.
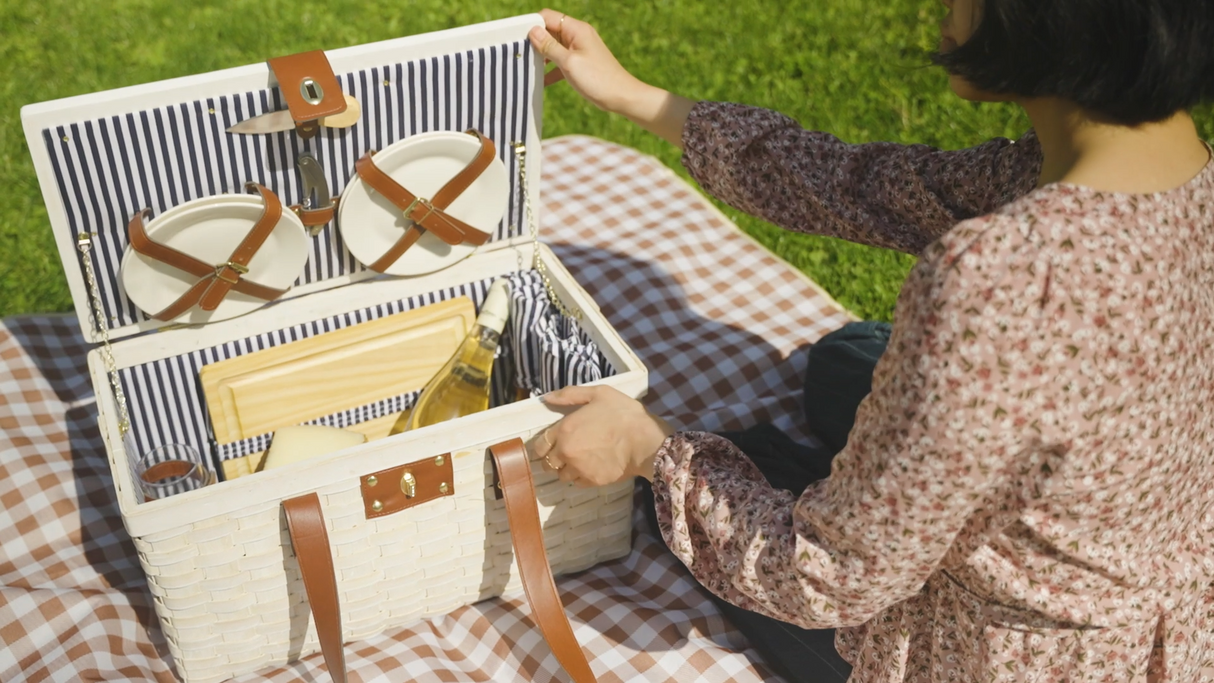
[201,297,474,448]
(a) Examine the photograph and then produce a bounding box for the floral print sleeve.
[652,214,1055,629]
[680,101,1042,254]
[654,153,1214,679]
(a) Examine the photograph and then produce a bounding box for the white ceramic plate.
[120,194,310,324]
[338,131,509,276]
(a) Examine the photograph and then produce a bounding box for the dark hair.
[932,0,1214,125]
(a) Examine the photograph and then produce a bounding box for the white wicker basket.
[22,16,647,683]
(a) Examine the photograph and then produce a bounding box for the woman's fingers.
[535,425,585,482]
[537,8,586,43]
[541,385,598,407]
[537,8,567,35]
[541,452,565,473]
[526,9,646,118]
[532,427,563,472]
[529,27,570,66]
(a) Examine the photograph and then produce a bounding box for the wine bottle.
[390,279,511,434]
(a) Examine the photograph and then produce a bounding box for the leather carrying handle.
[489,438,598,683]
[283,493,347,683]
[283,437,597,683]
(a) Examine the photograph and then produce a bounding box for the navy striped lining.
[506,273,614,394]
[46,41,534,330]
[119,271,614,491]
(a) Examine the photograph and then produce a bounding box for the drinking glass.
[134,443,216,501]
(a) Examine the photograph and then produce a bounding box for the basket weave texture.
[131,444,634,683]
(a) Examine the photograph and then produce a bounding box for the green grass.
[3,0,1212,321]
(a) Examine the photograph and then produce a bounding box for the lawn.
[3,0,1211,321]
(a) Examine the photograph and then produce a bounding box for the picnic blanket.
[0,136,854,682]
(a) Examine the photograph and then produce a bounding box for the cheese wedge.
[262,425,367,470]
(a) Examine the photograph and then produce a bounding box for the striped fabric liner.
[119,271,614,492]
[118,277,498,481]
[506,273,614,395]
[44,40,535,330]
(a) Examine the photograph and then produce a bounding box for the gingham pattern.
[1,136,853,682]
[543,137,855,441]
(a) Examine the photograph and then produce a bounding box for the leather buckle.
[214,261,250,284]
[404,196,437,225]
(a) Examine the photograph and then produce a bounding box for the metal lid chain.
[77,232,132,437]
[512,142,582,321]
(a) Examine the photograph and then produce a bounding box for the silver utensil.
[228,94,361,135]
[297,152,334,237]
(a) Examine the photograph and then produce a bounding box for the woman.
[528,1,1214,681]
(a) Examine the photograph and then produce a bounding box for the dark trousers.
[641,321,891,683]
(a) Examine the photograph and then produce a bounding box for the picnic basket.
[20,15,646,683]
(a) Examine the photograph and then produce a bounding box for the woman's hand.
[528,9,645,115]
[530,385,675,487]
[529,9,697,149]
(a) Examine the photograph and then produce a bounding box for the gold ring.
[559,14,566,34]
[542,429,554,448]
[544,453,563,471]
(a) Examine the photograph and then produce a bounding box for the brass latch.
[360,453,453,519]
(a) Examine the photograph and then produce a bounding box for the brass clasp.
[362,454,452,518]
[214,261,250,284]
[402,196,436,225]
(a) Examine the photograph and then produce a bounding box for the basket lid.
[20,15,544,342]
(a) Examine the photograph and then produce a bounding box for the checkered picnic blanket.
[0,136,854,682]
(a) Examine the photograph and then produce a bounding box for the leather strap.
[291,199,338,229]
[284,438,598,683]
[490,438,598,683]
[127,183,288,320]
[354,130,496,273]
[283,493,347,683]
[197,184,284,311]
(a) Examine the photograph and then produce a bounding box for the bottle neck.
[450,326,499,389]
[473,325,501,350]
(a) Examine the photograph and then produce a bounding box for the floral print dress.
[652,101,1214,682]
